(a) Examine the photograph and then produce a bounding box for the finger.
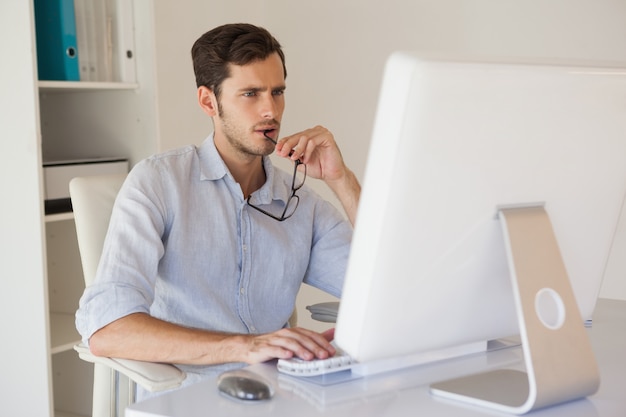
[289,327,337,359]
[289,146,306,162]
[321,327,335,342]
[301,136,323,164]
[291,135,310,161]
[278,127,319,155]
[278,134,308,161]
[272,328,336,360]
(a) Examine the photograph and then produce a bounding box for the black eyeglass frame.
[247,159,307,222]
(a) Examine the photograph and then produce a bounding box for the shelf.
[46,212,74,223]
[55,411,87,417]
[50,312,81,354]
[38,80,139,92]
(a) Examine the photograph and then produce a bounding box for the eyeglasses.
[247,158,306,221]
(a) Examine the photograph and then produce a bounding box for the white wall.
[152,1,626,329]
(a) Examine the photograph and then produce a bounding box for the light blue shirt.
[75,135,352,387]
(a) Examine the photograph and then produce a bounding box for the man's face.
[214,53,286,158]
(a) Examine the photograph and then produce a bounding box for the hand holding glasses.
[246,131,307,222]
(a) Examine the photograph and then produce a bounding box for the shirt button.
[242,244,247,251]
[240,287,245,294]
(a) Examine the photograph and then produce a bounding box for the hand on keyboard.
[277,345,355,377]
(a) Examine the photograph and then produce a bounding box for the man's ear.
[198,86,218,117]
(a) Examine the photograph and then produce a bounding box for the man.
[75,23,360,388]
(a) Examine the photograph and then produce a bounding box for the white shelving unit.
[39,81,139,92]
[1,1,159,416]
[45,212,76,223]
[50,311,81,355]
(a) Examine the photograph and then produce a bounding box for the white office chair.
[70,174,186,417]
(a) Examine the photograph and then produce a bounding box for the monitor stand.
[430,205,600,414]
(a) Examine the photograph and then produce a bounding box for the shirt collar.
[197,134,291,204]
[197,134,228,181]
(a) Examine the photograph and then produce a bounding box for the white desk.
[126,299,625,417]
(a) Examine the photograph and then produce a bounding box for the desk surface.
[126,299,625,417]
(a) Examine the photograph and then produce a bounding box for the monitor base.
[431,205,600,414]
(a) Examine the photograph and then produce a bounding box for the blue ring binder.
[34,0,80,81]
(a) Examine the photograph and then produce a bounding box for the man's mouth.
[260,128,278,144]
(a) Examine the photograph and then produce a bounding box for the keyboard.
[277,348,356,377]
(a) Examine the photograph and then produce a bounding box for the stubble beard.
[219,103,276,158]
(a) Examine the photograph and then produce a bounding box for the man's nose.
[260,95,278,119]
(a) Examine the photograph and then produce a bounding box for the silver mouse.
[217,369,274,401]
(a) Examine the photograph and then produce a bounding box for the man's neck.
[213,136,266,198]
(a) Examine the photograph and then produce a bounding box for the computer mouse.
[217,369,274,401]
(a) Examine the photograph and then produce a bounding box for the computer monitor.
[335,52,626,367]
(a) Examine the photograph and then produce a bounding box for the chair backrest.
[70,173,126,286]
[70,174,131,417]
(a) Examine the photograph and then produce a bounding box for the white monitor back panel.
[336,54,626,363]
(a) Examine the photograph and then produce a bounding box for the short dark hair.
[191,23,287,100]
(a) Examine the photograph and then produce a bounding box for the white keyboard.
[277,350,355,377]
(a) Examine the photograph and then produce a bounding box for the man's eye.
[273,90,285,96]
[243,91,257,97]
